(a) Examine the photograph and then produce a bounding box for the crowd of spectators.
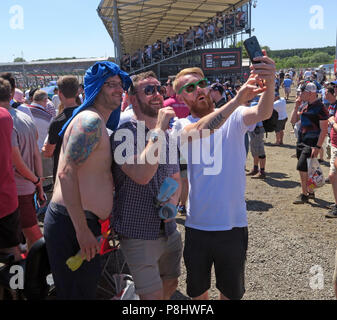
[121,6,248,72]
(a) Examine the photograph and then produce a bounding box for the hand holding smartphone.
[243,36,264,64]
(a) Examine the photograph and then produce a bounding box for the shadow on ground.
[246,200,273,212]
[259,172,301,189]
[264,142,296,150]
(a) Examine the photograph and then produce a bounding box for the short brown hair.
[327,86,336,96]
[0,72,15,92]
[0,78,12,102]
[173,67,205,93]
[33,90,48,103]
[57,76,79,99]
[129,71,158,95]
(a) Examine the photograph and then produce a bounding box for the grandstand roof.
[97,0,249,54]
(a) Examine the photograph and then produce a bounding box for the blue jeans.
[44,202,101,300]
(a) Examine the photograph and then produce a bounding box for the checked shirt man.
[110,71,182,300]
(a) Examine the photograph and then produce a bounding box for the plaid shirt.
[110,119,179,240]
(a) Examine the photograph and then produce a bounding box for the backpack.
[263,109,278,133]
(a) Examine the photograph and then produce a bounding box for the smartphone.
[243,36,263,64]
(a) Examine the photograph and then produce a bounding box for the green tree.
[14,57,26,62]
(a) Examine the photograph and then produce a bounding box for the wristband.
[315,145,321,150]
[33,177,40,185]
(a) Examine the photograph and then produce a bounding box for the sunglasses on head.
[178,78,208,94]
[142,85,166,96]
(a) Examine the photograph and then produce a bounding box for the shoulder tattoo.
[65,114,102,165]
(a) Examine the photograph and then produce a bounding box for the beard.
[136,95,162,118]
[183,92,214,118]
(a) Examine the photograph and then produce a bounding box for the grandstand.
[97,0,252,82]
[0,57,113,89]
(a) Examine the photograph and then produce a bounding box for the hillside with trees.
[235,42,335,69]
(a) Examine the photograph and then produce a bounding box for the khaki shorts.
[249,129,265,158]
[120,229,183,295]
[284,87,291,94]
[329,146,337,174]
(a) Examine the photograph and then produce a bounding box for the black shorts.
[275,118,288,133]
[296,143,313,172]
[183,227,248,300]
[0,208,22,249]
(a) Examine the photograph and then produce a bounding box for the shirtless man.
[44,62,131,300]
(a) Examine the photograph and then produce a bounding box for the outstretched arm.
[242,55,276,126]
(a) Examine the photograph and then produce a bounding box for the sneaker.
[177,205,186,216]
[325,205,337,218]
[247,169,259,176]
[293,194,309,204]
[308,192,315,200]
[254,171,266,179]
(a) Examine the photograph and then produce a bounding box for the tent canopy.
[97,0,250,55]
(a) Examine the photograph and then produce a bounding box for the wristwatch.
[150,130,159,143]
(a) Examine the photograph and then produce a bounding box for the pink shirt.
[0,108,18,218]
[163,95,190,119]
[331,112,337,148]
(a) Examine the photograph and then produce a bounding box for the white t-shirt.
[29,103,53,151]
[304,70,312,79]
[118,107,134,128]
[171,106,251,231]
[52,94,61,112]
[273,98,288,120]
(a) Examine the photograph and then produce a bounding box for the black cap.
[210,83,224,95]
[29,88,38,98]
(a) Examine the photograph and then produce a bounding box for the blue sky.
[0,0,336,63]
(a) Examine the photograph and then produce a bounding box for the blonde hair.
[173,67,205,93]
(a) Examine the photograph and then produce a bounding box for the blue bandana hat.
[59,61,132,136]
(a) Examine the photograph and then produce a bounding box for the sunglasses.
[142,85,166,96]
[178,78,208,94]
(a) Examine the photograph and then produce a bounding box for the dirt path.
[176,90,337,300]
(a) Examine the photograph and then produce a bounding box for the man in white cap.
[292,82,328,204]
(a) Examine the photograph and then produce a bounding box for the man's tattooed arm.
[64,114,102,166]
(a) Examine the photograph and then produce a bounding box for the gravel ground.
[175,91,337,300]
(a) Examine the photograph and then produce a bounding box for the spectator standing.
[163,75,190,118]
[0,76,45,251]
[44,61,131,300]
[292,83,328,204]
[209,83,227,108]
[0,78,22,261]
[273,92,288,145]
[42,76,79,182]
[52,87,61,113]
[282,73,293,101]
[111,71,182,300]
[325,87,337,218]
[164,75,190,216]
[325,86,337,160]
[171,54,275,300]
